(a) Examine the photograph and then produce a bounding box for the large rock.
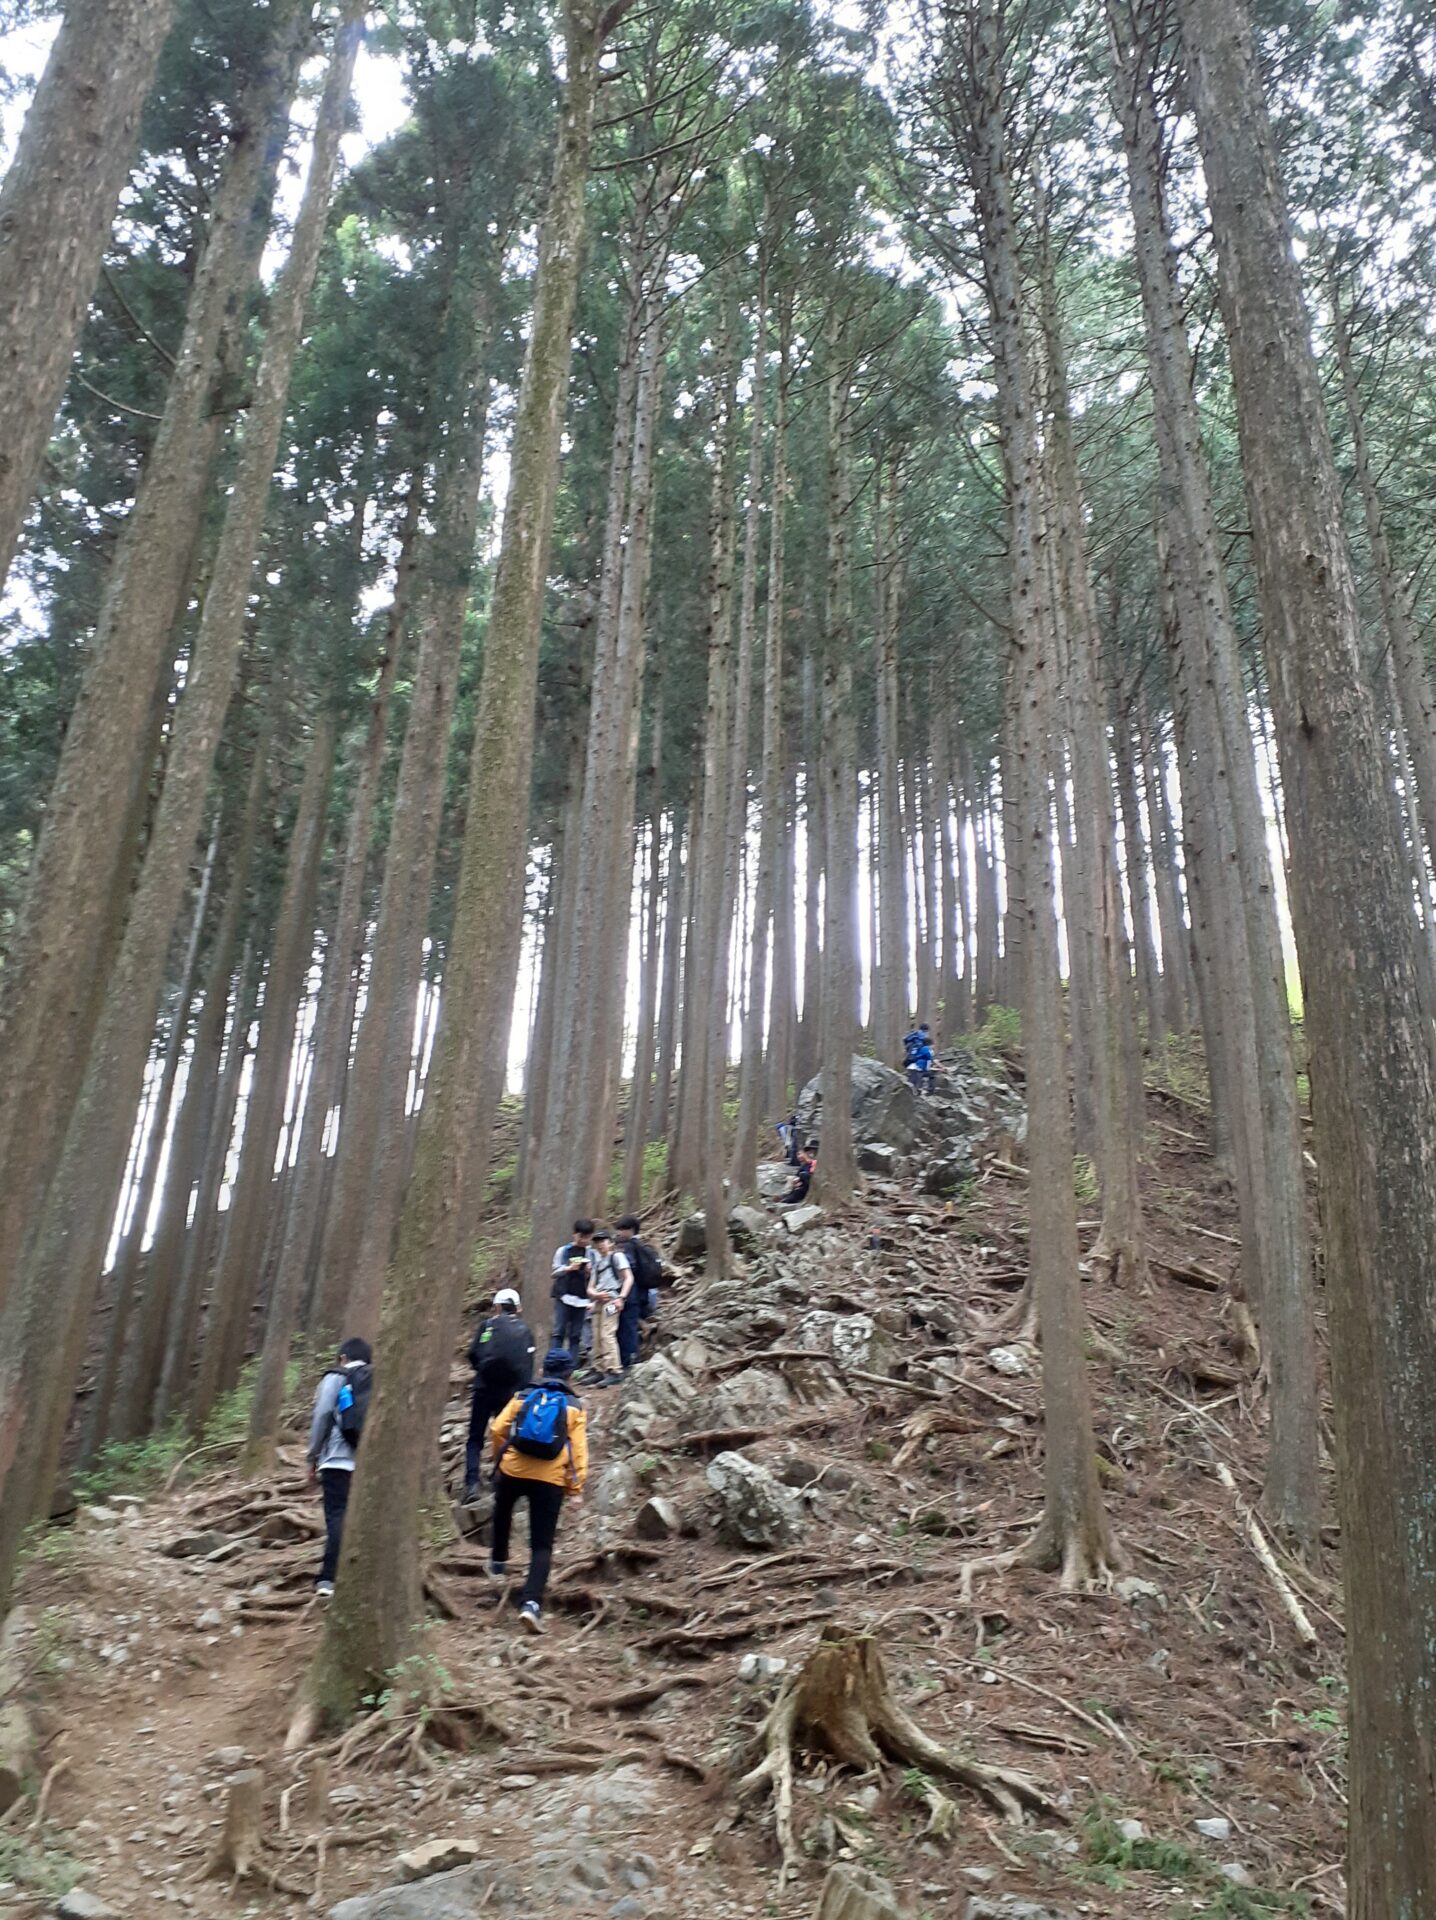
[815,1865,906,1920]
[675,1213,708,1257]
[727,1204,770,1251]
[797,1058,918,1152]
[706,1451,806,1547]
[395,1839,481,1883]
[781,1204,824,1235]
[330,1864,519,1919]
[757,1162,791,1199]
[686,1366,795,1434]
[793,1310,898,1375]
[857,1141,898,1175]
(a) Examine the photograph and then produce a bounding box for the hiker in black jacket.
[463,1287,536,1503]
[613,1214,663,1370]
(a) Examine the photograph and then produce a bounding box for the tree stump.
[208,1768,264,1881]
[740,1625,1054,1881]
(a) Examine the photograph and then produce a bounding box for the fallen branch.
[952,1656,1139,1757]
[1214,1464,1318,1647]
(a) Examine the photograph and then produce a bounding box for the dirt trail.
[4,1076,1346,1920]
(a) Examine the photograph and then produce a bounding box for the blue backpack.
[508,1384,571,1461]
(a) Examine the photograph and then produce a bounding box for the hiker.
[902,1021,931,1066]
[907,1036,937,1095]
[613,1214,663,1370]
[489,1346,589,1631]
[584,1228,631,1386]
[550,1218,597,1361]
[779,1142,818,1204]
[306,1336,372,1597]
[462,1286,535,1504]
[776,1112,801,1163]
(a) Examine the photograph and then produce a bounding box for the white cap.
[494,1287,521,1309]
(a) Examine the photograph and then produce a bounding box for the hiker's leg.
[319,1469,351,1585]
[464,1384,489,1490]
[593,1303,619,1375]
[521,1481,565,1609]
[559,1302,584,1361]
[617,1295,642,1369]
[490,1470,520,1570]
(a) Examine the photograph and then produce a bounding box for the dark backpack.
[509,1384,570,1461]
[334,1364,372,1447]
[625,1238,663,1291]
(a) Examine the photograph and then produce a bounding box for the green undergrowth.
[1077,1804,1309,1915]
[0,1830,82,1899]
[959,1003,1022,1058]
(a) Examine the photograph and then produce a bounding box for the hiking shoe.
[461,1483,479,1505]
[485,1562,508,1580]
[519,1601,544,1634]
[315,1580,335,1599]
[604,1372,625,1387]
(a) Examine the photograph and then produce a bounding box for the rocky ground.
[0,1047,1346,1920]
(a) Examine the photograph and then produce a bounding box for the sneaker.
[315,1580,335,1598]
[485,1562,508,1580]
[461,1483,479,1505]
[519,1601,544,1634]
[604,1372,624,1387]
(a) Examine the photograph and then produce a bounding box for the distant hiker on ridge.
[462,1286,535,1505]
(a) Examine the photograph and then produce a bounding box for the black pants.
[554,1300,587,1361]
[490,1472,565,1608]
[465,1383,506,1489]
[618,1292,643,1369]
[319,1468,352,1585]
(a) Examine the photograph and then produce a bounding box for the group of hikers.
[306,1214,665,1632]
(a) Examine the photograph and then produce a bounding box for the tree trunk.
[0,4,309,1316]
[0,0,180,590]
[305,0,616,1721]
[651,803,689,1149]
[961,0,1117,1581]
[815,332,860,1202]
[873,461,906,1065]
[1177,0,1436,1896]
[192,710,336,1435]
[1111,0,1317,1544]
[733,301,788,1194]
[314,283,496,1348]
[766,760,798,1114]
[0,7,363,1607]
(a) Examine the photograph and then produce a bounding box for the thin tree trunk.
[651,803,689,1150]
[0,9,363,1606]
[873,460,906,1065]
[306,0,618,1721]
[0,6,309,1313]
[1177,0,1436,1894]
[0,0,180,590]
[624,699,666,1211]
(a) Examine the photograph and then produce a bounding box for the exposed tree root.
[958,1504,1122,1603]
[738,1625,1056,1883]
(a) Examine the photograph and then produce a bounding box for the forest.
[0,0,1433,1913]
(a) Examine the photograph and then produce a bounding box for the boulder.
[727,1204,770,1251]
[620,1354,698,1421]
[675,1213,707,1257]
[56,1893,121,1920]
[706,1451,806,1548]
[396,1839,481,1883]
[161,1530,230,1559]
[815,1864,906,1920]
[797,1058,919,1152]
[794,1310,899,1376]
[781,1204,824,1236]
[920,1150,976,1196]
[588,1461,641,1518]
[0,1698,35,1814]
[857,1141,898,1175]
[633,1497,680,1540]
[987,1346,1031,1378]
[684,1366,795,1435]
[757,1162,791,1199]
[330,1864,519,1919]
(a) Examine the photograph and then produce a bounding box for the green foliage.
[1078,1804,1308,1915]
[0,1832,81,1899]
[1073,1154,1099,1203]
[966,1004,1023,1054]
[72,1422,189,1506]
[1147,1033,1211,1112]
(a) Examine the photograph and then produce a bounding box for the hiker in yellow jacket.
[488,1345,588,1631]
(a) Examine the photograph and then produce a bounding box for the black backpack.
[626,1237,664,1291]
[334,1363,373,1447]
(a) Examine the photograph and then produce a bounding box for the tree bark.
[1177,0,1436,1895]
[305,0,617,1719]
[0,5,363,1608]
[0,3,309,1315]
[0,0,180,591]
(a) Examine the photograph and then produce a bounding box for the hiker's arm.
[568,1412,589,1493]
[307,1376,338,1465]
[615,1252,633,1304]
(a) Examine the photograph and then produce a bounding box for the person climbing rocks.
[306,1336,372,1598]
[907,1035,937,1094]
[488,1346,589,1631]
[902,1021,931,1065]
[584,1228,631,1385]
[613,1213,663,1369]
[551,1218,596,1361]
[462,1286,535,1504]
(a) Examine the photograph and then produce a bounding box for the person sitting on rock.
[489,1347,589,1632]
[779,1141,818,1204]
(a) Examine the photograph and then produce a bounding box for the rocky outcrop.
[706,1451,807,1547]
[797,1058,918,1152]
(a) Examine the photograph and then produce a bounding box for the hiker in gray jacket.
[306,1337,372,1596]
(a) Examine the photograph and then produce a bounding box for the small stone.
[193,1609,223,1631]
[499,1774,538,1791]
[987,1346,1030,1377]
[737,1653,787,1683]
[161,1531,229,1559]
[851,1533,875,1551]
[633,1497,679,1541]
[1195,1816,1233,1842]
[77,1505,122,1529]
[1219,1863,1254,1887]
[1116,1818,1146,1842]
[56,1893,121,1920]
[608,1900,644,1920]
[569,1855,610,1891]
[210,1747,246,1770]
[395,1838,480,1882]
[1116,1575,1163,1604]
